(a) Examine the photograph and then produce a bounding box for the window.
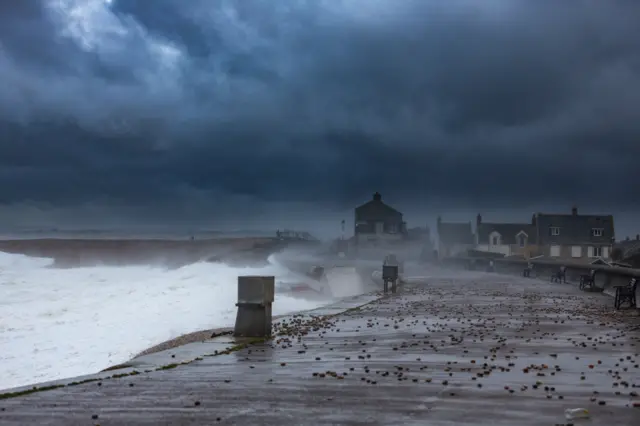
[571,246,582,257]
[518,235,526,247]
[592,246,602,257]
[388,223,398,233]
[550,245,561,257]
[592,228,603,237]
[549,227,560,236]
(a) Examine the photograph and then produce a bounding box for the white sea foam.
[0,251,326,391]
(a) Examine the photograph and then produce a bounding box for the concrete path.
[1,272,639,425]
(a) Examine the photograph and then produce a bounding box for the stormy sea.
[0,231,344,391]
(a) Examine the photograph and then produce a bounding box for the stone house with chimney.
[474,214,537,258]
[354,192,406,246]
[533,206,615,262]
[436,216,475,259]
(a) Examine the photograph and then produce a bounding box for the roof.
[355,193,402,222]
[535,212,615,246]
[477,223,535,245]
[438,222,474,245]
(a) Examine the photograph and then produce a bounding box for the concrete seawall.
[0,293,381,394]
[440,256,640,305]
[1,271,639,425]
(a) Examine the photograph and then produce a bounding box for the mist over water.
[0,251,329,391]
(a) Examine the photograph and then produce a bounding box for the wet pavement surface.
[1,273,639,425]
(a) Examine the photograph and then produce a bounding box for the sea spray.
[0,251,325,391]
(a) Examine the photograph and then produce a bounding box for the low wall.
[441,256,639,294]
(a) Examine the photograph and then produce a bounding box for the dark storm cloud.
[1,0,640,220]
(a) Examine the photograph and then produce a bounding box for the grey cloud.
[0,0,640,225]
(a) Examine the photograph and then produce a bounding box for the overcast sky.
[1,1,639,236]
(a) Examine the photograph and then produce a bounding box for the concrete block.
[234,276,275,338]
[237,276,274,304]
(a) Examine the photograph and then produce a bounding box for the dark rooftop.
[477,223,535,245]
[355,193,402,222]
[535,208,614,246]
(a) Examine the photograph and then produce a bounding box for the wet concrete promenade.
[1,272,639,425]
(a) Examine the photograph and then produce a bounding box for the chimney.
[636,234,639,241]
[373,192,382,202]
[571,205,578,216]
[531,213,537,226]
[476,213,482,227]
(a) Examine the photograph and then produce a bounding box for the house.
[354,192,406,245]
[533,206,615,261]
[436,216,475,259]
[474,214,537,258]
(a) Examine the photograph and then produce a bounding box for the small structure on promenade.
[234,276,275,338]
[382,264,398,294]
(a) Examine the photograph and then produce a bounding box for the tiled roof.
[355,195,402,222]
[477,223,535,245]
[535,213,615,246]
